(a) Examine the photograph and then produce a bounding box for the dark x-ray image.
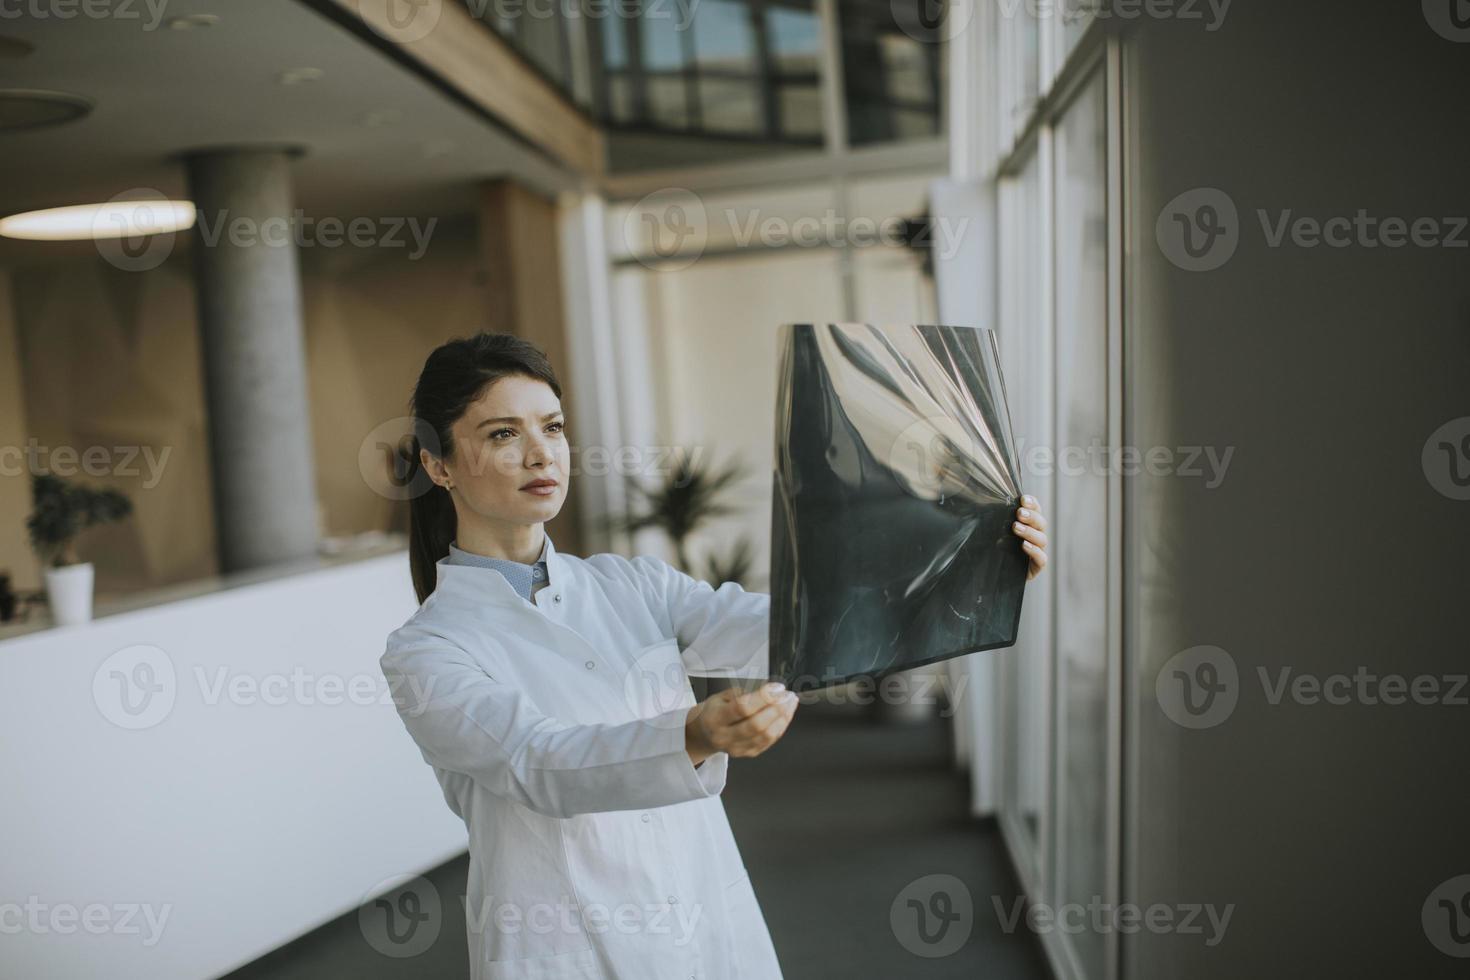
[768,323,1029,691]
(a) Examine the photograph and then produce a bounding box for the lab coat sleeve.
[629,556,771,681]
[381,636,725,818]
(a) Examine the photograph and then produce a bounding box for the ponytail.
[406,433,458,604]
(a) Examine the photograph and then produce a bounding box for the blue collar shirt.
[445,535,552,603]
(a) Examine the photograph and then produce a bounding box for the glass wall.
[840,0,945,145]
[591,0,828,145]
[997,142,1052,878]
[1052,68,1110,980]
[942,8,1121,980]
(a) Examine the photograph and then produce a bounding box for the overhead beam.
[316,0,604,178]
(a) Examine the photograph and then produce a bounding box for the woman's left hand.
[1012,494,1049,581]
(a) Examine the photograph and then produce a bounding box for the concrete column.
[186,149,319,572]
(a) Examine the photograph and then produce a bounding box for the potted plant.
[26,473,132,626]
[614,451,748,575]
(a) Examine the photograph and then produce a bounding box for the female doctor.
[380,333,1049,980]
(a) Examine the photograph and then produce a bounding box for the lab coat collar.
[433,532,567,607]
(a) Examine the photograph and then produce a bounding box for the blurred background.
[0,1,1466,978]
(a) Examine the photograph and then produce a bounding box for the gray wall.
[1126,2,1469,977]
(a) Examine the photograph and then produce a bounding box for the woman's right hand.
[685,682,799,766]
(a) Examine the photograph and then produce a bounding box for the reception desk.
[0,550,469,978]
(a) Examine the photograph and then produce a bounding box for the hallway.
[227,700,1050,979]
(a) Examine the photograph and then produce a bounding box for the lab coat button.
[668,895,678,904]
[553,593,562,602]
[641,813,651,823]
[585,661,596,670]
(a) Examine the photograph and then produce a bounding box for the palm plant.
[614,451,748,574]
[703,534,756,587]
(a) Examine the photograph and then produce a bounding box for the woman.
[380,333,1049,980]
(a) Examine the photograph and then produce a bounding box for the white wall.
[0,553,467,979]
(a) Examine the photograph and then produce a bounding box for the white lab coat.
[380,536,785,980]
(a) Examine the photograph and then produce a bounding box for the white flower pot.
[44,562,94,626]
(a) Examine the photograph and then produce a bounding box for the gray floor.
[226,701,1050,979]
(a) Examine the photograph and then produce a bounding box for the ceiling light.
[0,35,35,58]
[0,200,196,242]
[0,89,92,131]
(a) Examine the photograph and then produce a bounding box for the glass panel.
[768,324,1029,690]
[998,146,1049,861]
[1004,0,1041,134]
[597,0,829,161]
[889,108,938,140]
[767,4,822,73]
[1053,70,1109,979]
[639,14,687,71]
[776,84,822,137]
[699,78,762,133]
[879,33,929,102]
[693,0,756,72]
[645,75,690,127]
[518,12,568,84]
[639,11,690,127]
[600,16,628,69]
[608,74,635,122]
[841,0,943,145]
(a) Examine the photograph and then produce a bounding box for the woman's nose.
[523,436,554,469]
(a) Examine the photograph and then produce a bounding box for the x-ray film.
[768,323,1029,691]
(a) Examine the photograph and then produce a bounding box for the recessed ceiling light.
[0,35,35,58]
[0,89,92,131]
[0,200,196,242]
[279,68,324,86]
[168,14,220,30]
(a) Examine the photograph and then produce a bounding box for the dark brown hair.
[407,332,562,603]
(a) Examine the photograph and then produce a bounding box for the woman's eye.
[490,428,514,440]
[548,422,565,434]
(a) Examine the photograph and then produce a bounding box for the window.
[840,0,943,145]
[1052,68,1110,980]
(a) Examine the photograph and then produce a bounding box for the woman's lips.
[520,483,558,496]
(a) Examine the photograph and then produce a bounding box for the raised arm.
[381,636,724,818]
[628,555,771,681]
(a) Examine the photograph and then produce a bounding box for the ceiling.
[0,0,583,263]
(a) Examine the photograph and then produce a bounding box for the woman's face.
[430,374,570,528]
